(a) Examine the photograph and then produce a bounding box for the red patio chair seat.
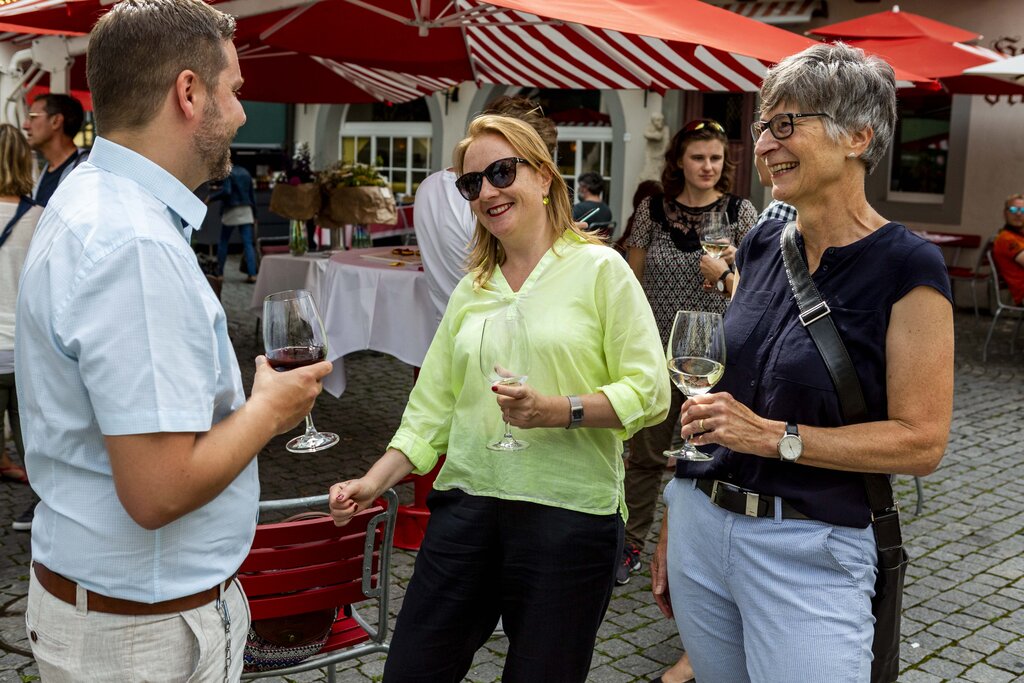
[239,490,397,680]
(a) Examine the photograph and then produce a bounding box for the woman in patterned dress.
[619,118,756,683]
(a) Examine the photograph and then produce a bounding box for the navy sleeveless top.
[675,219,952,528]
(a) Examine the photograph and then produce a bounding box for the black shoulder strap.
[647,193,667,224]
[779,222,900,534]
[0,196,36,249]
[725,193,742,225]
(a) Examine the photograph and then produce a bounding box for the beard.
[194,97,236,182]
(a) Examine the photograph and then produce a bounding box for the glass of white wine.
[479,311,532,451]
[699,211,732,259]
[665,310,726,461]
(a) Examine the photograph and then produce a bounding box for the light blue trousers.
[664,477,877,683]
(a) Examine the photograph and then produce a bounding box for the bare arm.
[1015,249,1024,268]
[106,356,331,529]
[627,247,646,282]
[681,285,953,476]
[329,448,416,526]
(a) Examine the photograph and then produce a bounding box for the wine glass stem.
[503,421,514,440]
[303,413,318,436]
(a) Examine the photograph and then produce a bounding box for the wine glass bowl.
[665,310,726,461]
[479,312,531,451]
[263,289,339,453]
[698,211,732,259]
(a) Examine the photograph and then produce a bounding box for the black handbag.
[780,222,906,683]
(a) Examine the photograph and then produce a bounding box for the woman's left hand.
[698,254,730,291]
[492,382,563,429]
[679,391,776,458]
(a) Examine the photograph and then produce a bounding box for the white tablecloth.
[250,248,438,396]
[249,253,333,313]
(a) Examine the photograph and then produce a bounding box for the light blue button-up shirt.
[16,137,258,602]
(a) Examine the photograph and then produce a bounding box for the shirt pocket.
[766,307,880,423]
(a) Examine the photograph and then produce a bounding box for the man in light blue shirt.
[15,1,330,680]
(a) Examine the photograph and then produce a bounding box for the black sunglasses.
[750,112,829,142]
[455,157,530,201]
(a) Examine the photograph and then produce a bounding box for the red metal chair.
[392,456,444,550]
[239,490,397,681]
[982,250,1024,362]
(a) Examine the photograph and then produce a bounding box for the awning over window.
[714,1,821,26]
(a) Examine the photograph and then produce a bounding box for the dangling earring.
[542,196,550,205]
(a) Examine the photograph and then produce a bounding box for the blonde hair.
[453,115,602,289]
[0,124,33,197]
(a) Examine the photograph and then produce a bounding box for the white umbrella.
[963,53,1024,83]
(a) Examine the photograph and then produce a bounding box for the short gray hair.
[760,42,896,174]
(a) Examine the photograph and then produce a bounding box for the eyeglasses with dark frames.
[455,157,530,201]
[750,112,830,142]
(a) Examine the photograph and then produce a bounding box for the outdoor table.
[250,247,438,397]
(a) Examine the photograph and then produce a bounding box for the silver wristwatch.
[777,422,803,462]
[566,395,584,429]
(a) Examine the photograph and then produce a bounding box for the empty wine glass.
[698,211,732,259]
[479,311,532,451]
[665,310,726,461]
[263,289,339,453]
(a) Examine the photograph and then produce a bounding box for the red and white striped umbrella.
[0,0,930,96]
[241,0,820,93]
[234,45,460,103]
[714,0,821,26]
[0,0,460,103]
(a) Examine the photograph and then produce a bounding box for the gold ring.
[699,419,706,432]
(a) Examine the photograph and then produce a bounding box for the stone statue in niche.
[639,111,669,183]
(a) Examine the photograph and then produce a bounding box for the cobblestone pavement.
[3,259,1024,682]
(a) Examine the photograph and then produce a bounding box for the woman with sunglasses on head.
[328,114,669,683]
[618,119,755,595]
[651,43,954,682]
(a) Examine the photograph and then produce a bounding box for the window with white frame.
[556,127,614,204]
[340,122,432,200]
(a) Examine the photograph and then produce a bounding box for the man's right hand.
[249,355,332,434]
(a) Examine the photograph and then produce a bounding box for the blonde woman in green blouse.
[329,115,669,683]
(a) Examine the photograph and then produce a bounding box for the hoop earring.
[542,196,550,205]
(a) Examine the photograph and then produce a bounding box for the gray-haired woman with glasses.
[651,43,954,682]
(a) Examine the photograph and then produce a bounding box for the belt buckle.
[744,491,760,517]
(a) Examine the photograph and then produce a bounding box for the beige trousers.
[25,571,250,682]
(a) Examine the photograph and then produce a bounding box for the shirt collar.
[87,137,207,232]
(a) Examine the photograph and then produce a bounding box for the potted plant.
[269,143,321,221]
[318,162,398,228]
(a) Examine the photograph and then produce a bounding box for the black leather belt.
[696,479,810,520]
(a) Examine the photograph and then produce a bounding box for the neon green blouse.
[388,231,671,519]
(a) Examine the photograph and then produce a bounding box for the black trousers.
[383,489,623,683]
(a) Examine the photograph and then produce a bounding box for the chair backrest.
[240,490,397,626]
[973,235,996,275]
[986,249,1023,310]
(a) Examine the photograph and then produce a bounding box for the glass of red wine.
[262,289,339,453]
